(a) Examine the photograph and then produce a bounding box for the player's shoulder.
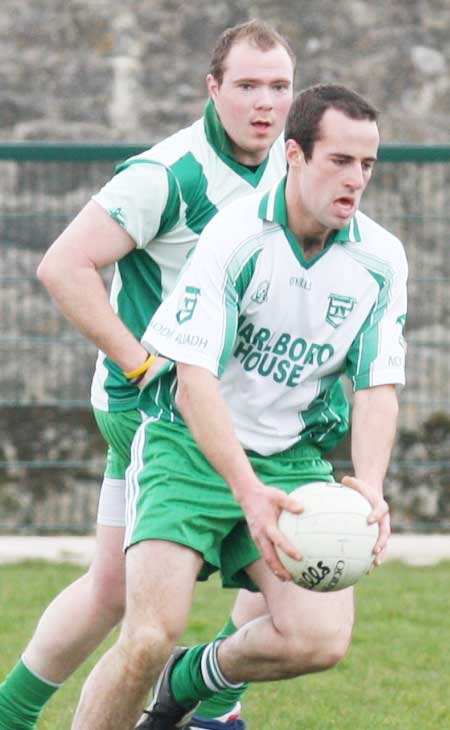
[125,117,204,168]
[206,190,262,233]
[354,210,407,268]
[195,191,264,258]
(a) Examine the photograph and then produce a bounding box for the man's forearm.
[42,263,147,373]
[175,363,258,502]
[37,201,148,373]
[351,385,399,492]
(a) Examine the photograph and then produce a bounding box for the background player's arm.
[175,362,302,580]
[343,384,398,562]
[37,199,149,373]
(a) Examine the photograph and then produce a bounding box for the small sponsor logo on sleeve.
[176,286,201,324]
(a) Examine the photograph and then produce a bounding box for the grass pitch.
[0,560,449,729]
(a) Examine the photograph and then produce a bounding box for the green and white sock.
[172,617,248,719]
[0,658,61,730]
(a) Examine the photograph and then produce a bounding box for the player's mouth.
[333,196,356,219]
[251,119,272,133]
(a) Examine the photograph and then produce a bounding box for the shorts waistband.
[246,441,322,461]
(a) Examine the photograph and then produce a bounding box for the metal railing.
[1,143,450,532]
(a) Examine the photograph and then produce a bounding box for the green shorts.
[94,408,143,480]
[125,418,334,591]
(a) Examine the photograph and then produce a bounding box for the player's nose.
[254,86,274,110]
[345,163,365,190]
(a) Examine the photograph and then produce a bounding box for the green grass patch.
[0,560,449,729]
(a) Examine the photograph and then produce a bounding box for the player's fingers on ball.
[367,498,389,525]
[274,530,302,561]
[272,559,292,582]
[375,518,390,554]
[342,475,369,500]
[373,514,390,556]
[266,520,302,562]
[284,493,304,514]
[269,487,303,514]
[262,541,291,581]
[373,546,388,566]
[271,489,303,514]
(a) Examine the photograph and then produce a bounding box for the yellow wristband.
[124,354,156,380]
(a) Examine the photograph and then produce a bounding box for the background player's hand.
[342,475,390,565]
[137,354,169,389]
[241,484,304,581]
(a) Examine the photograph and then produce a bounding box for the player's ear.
[206,74,220,99]
[286,139,303,167]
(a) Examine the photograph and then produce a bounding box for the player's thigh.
[87,524,126,599]
[231,589,267,626]
[124,539,203,639]
[247,558,355,639]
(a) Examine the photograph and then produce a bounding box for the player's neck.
[299,235,327,260]
[287,213,331,259]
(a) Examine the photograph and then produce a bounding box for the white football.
[276,482,379,591]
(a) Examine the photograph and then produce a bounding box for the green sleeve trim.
[217,248,262,377]
[157,167,182,236]
[347,270,390,389]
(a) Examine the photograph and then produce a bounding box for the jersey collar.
[203,99,270,186]
[258,176,361,244]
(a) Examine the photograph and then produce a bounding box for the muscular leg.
[72,539,203,730]
[170,559,353,713]
[218,558,354,683]
[192,590,266,721]
[23,524,126,682]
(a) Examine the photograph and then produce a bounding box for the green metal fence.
[1,143,450,533]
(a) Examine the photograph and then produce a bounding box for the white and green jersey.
[90,100,286,412]
[141,177,408,456]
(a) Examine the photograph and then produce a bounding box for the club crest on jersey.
[251,280,270,304]
[109,207,127,228]
[326,294,356,328]
[176,286,201,324]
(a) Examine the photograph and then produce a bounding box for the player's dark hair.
[285,84,379,160]
[209,19,296,85]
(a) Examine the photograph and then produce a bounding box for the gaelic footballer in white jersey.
[140,176,407,456]
[90,100,286,413]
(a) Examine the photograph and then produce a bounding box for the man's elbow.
[36,250,59,292]
[37,244,80,295]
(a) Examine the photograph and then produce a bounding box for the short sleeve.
[347,252,408,390]
[92,160,178,248]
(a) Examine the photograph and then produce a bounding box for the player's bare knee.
[118,621,180,680]
[284,614,353,674]
[311,616,354,670]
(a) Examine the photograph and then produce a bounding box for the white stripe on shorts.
[124,414,159,549]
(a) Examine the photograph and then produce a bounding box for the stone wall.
[1,0,449,144]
